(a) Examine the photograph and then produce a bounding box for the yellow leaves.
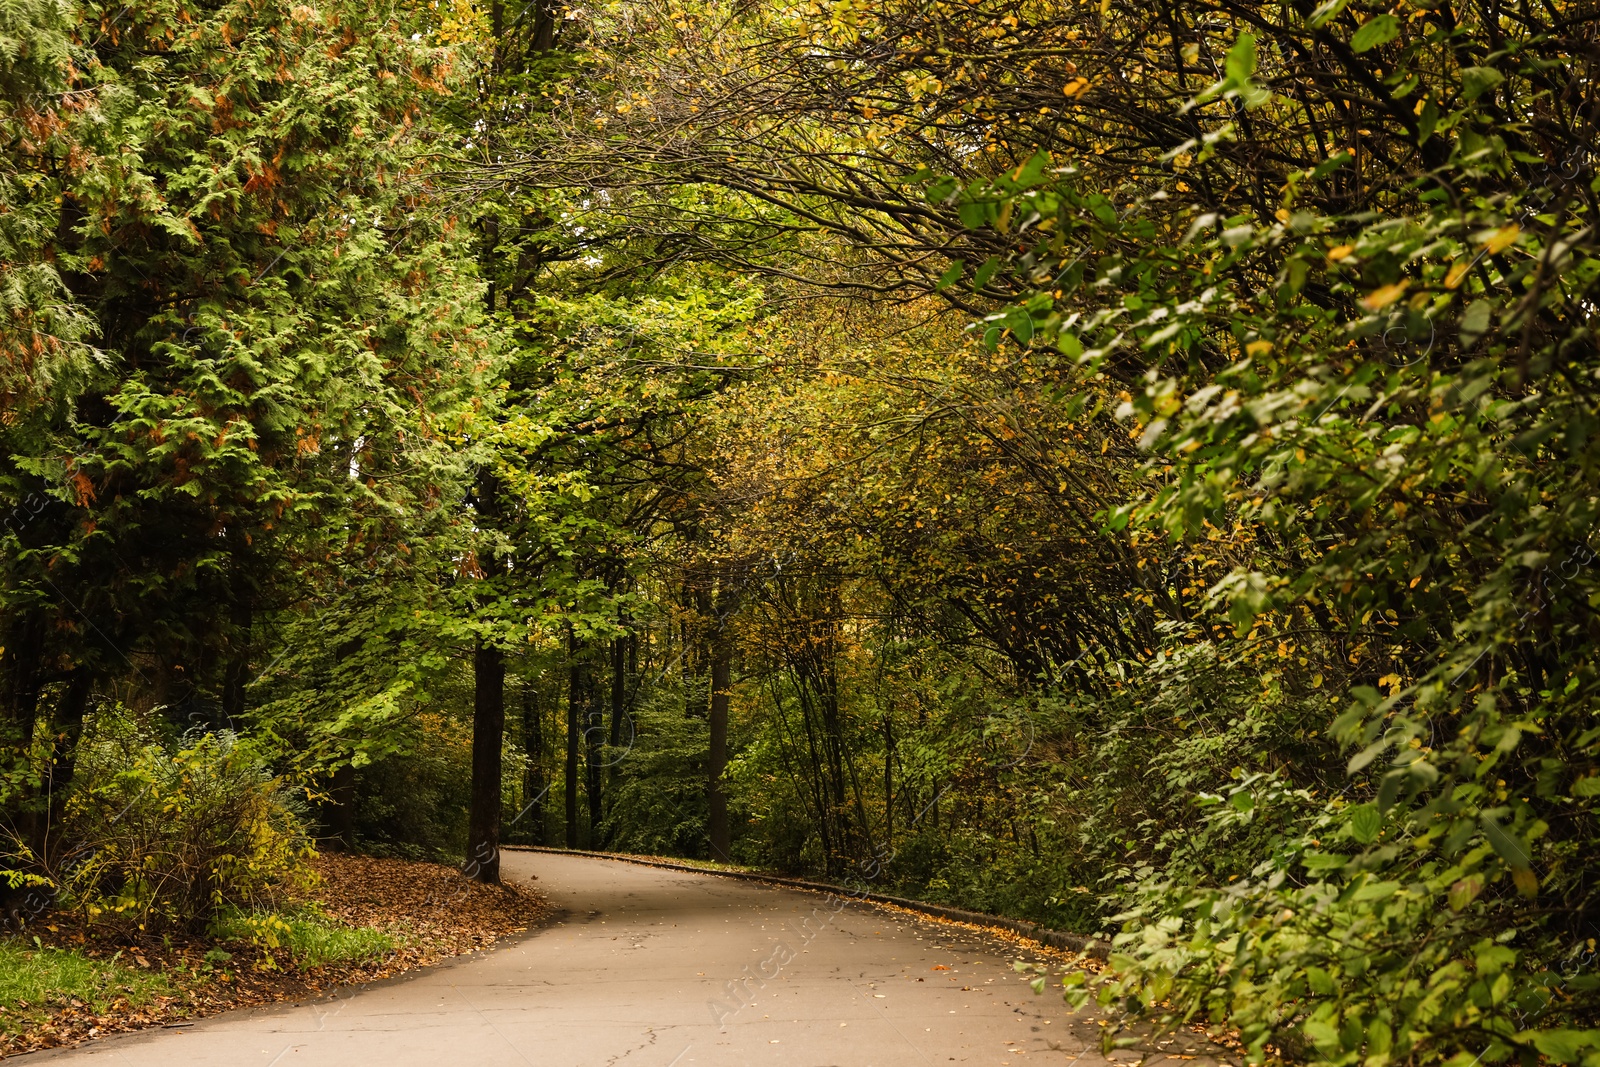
[1062,77,1090,98]
[1245,340,1273,357]
[1481,224,1520,254]
[1327,245,1354,262]
[1444,261,1471,289]
[1362,281,1409,310]
[903,71,943,99]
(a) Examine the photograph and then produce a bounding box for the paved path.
[31,851,1228,1066]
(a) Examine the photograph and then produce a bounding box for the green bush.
[58,726,314,932]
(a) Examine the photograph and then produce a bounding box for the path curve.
[28,851,1225,1066]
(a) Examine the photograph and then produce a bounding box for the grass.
[0,907,391,1028]
[0,908,392,1046]
[0,941,172,1025]
[209,908,396,970]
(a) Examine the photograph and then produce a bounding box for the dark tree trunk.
[608,634,626,753]
[883,708,893,851]
[707,626,732,863]
[326,763,358,850]
[705,585,739,864]
[601,632,626,844]
[585,684,602,846]
[466,462,505,883]
[530,0,559,53]
[522,679,544,845]
[467,641,505,883]
[565,630,582,848]
[321,635,364,848]
[220,567,252,728]
[28,669,93,870]
[2,609,46,757]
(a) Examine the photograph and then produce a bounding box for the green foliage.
[55,718,314,932]
[5,5,1599,1066]
[601,684,711,857]
[0,0,497,916]
[501,2,1600,1065]
[347,710,476,861]
[0,0,97,413]
[886,7,1600,1065]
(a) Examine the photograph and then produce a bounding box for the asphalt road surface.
[31,851,1232,1067]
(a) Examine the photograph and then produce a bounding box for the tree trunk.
[522,679,544,845]
[29,669,93,871]
[322,636,363,847]
[326,763,357,850]
[601,632,626,844]
[467,640,505,883]
[220,569,252,729]
[707,625,732,863]
[608,634,626,754]
[466,462,505,883]
[585,672,602,846]
[2,609,46,757]
[706,586,738,864]
[565,630,581,848]
[530,0,559,53]
[883,708,893,852]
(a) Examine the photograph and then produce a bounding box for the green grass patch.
[209,908,395,970]
[0,941,172,1024]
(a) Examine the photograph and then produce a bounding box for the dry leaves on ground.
[0,852,548,1058]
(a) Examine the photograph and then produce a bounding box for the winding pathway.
[31,851,1229,1066]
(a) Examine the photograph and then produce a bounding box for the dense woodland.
[3,0,1599,1062]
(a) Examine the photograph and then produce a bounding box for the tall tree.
[1,0,488,871]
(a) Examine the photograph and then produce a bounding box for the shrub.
[57,727,314,932]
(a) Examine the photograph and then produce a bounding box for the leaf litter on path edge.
[0,852,548,1058]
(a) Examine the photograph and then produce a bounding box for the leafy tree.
[1,0,488,876]
[485,1,1600,1062]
